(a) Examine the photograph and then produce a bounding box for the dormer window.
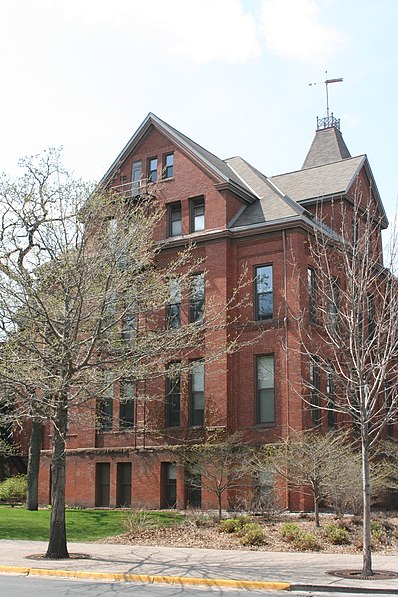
[190,196,205,232]
[148,157,158,182]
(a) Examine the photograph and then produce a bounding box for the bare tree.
[293,194,398,575]
[180,432,250,521]
[322,446,388,516]
[0,150,246,558]
[252,430,354,527]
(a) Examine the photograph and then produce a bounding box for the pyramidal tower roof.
[302,115,351,169]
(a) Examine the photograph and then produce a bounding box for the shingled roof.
[302,126,351,169]
[100,114,387,230]
[269,156,365,204]
[226,156,305,228]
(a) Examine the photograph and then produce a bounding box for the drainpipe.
[282,229,290,511]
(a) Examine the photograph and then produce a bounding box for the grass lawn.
[0,506,182,541]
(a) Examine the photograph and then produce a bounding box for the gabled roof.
[269,156,388,229]
[302,126,351,169]
[99,113,388,232]
[99,112,257,204]
[270,156,365,203]
[225,157,306,228]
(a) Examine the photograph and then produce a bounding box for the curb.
[0,565,291,591]
[291,585,398,595]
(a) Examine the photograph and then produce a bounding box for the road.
[0,574,380,597]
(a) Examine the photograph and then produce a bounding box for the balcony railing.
[113,178,155,198]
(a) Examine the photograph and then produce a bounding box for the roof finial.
[309,71,343,130]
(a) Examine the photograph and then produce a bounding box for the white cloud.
[59,0,261,64]
[259,0,341,63]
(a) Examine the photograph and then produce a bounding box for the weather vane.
[309,70,343,119]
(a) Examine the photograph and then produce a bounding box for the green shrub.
[293,531,320,551]
[0,475,27,503]
[239,522,265,546]
[234,514,252,528]
[370,520,388,546]
[219,518,239,533]
[281,522,320,551]
[324,523,350,545]
[219,515,252,534]
[281,522,301,542]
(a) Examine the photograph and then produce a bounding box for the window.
[310,358,320,426]
[190,196,205,232]
[95,463,110,507]
[254,469,274,509]
[148,157,158,182]
[255,265,273,320]
[131,160,142,196]
[121,300,136,346]
[352,217,359,245]
[185,469,201,508]
[166,278,181,329]
[120,174,127,186]
[189,274,204,323]
[166,363,180,427]
[162,462,177,508]
[327,276,339,333]
[326,368,336,428]
[308,267,317,324]
[367,295,375,340]
[256,355,275,424]
[102,290,116,334]
[163,153,174,179]
[116,463,131,507]
[107,218,118,252]
[120,380,134,429]
[189,361,204,426]
[97,371,113,431]
[168,202,182,237]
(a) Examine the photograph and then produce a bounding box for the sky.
[1,0,397,229]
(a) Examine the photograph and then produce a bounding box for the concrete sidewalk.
[0,539,397,593]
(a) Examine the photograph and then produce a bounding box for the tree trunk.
[26,420,42,511]
[45,395,69,559]
[217,491,222,521]
[314,493,320,528]
[361,427,373,576]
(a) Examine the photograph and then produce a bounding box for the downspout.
[282,229,290,510]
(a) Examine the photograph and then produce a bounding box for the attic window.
[148,157,158,182]
[163,153,174,179]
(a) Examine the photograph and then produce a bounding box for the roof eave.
[214,181,258,204]
[97,113,256,197]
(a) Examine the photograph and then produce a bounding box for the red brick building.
[37,113,393,511]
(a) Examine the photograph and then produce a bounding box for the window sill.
[255,422,276,429]
[249,319,278,327]
[97,429,135,434]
